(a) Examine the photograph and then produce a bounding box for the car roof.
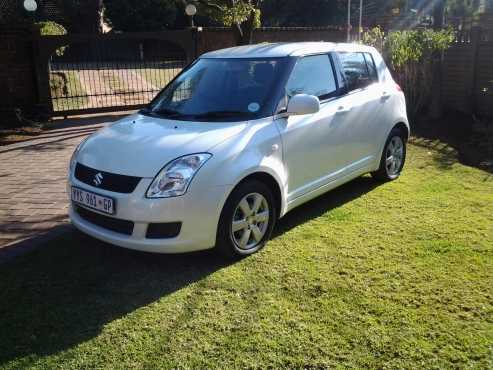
[200,42,376,59]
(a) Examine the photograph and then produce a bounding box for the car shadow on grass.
[274,176,380,237]
[0,176,380,365]
[0,232,233,365]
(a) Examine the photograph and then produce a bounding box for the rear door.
[333,51,385,167]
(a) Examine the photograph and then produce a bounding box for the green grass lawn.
[0,141,492,369]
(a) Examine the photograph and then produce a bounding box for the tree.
[36,21,67,55]
[446,0,481,27]
[194,0,263,45]
[104,0,177,32]
[363,27,454,119]
[62,0,104,33]
[446,0,481,17]
[260,0,347,27]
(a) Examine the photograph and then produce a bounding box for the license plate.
[71,187,115,215]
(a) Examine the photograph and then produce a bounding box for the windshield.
[142,57,288,122]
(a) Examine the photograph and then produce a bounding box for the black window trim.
[273,51,380,119]
[274,50,380,118]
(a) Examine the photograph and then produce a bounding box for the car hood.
[77,114,248,177]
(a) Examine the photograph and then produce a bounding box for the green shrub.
[36,21,68,56]
[37,21,67,36]
[363,27,454,119]
[49,72,68,98]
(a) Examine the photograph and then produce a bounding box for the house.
[477,0,493,28]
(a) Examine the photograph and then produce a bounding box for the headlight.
[146,153,212,198]
[69,137,89,173]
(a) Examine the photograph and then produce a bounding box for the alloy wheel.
[231,192,270,250]
[385,136,404,176]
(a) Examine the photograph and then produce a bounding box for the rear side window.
[338,52,378,92]
[286,55,337,100]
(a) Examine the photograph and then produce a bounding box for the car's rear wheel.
[216,180,277,258]
[372,128,407,181]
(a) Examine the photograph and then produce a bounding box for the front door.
[275,54,348,202]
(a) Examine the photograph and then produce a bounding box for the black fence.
[34,31,196,116]
[49,55,186,113]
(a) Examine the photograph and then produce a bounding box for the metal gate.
[34,31,197,116]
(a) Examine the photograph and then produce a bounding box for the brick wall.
[0,26,38,125]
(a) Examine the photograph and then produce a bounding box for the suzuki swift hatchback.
[68,42,409,257]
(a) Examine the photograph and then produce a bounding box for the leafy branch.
[363,27,455,119]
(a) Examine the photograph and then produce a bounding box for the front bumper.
[68,175,232,254]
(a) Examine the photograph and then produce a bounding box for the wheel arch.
[231,171,284,219]
[373,120,409,173]
[392,121,410,140]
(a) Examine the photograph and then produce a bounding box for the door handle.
[381,92,391,101]
[337,106,352,114]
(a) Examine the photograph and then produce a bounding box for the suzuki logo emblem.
[93,172,103,186]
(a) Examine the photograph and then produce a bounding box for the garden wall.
[0,26,38,124]
[196,27,348,56]
[442,28,493,117]
[1,25,492,123]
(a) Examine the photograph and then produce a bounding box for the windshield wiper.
[140,108,183,118]
[152,108,183,117]
[190,110,253,119]
[141,109,254,121]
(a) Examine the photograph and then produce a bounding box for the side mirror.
[286,94,320,116]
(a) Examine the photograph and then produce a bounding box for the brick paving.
[0,113,129,256]
[77,69,125,108]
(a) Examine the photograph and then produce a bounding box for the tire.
[216,180,277,259]
[371,127,407,182]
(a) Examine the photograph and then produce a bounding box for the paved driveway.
[0,113,128,259]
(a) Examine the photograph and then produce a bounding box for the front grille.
[146,222,182,239]
[75,205,134,236]
[75,163,141,193]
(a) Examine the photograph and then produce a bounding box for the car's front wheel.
[216,180,277,258]
[372,127,407,181]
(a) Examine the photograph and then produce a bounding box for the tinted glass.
[364,53,378,82]
[144,58,287,122]
[338,52,370,91]
[286,55,337,100]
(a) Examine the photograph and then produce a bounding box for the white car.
[68,42,409,257]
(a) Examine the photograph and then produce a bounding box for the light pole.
[347,0,351,42]
[359,0,363,42]
[23,0,38,21]
[185,3,197,28]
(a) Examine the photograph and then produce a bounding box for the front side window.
[338,52,372,91]
[285,55,337,100]
[143,57,288,122]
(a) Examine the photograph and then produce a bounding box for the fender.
[229,164,289,217]
[200,117,289,217]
